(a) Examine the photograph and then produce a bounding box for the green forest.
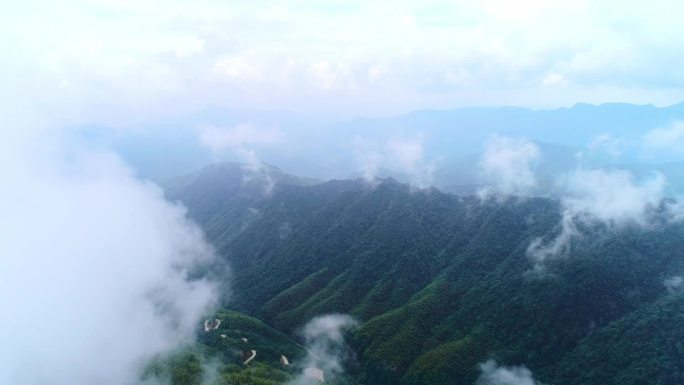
[159,163,684,385]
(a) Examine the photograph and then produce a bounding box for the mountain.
[144,310,307,385]
[164,162,318,247]
[167,164,684,385]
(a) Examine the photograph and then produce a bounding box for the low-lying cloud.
[288,314,359,384]
[527,168,682,267]
[478,135,540,198]
[353,135,435,188]
[0,128,217,385]
[477,360,545,385]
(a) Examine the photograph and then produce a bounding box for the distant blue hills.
[79,102,684,194]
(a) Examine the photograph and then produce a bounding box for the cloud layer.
[5,0,684,125]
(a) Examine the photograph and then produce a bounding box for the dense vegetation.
[166,163,684,385]
[143,310,305,385]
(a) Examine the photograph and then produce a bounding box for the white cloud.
[479,135,540,198]
[353,135,435,188]
[527,211,578,269]
[5,0,684,124]
[587,123,684,161]
[562,169,666,226]
[527,168,683,266]
[477,360,545,385]
[171,36,205,58]
[587,133,631,157]
[288,314,359,385]
[353,137,383,184]
[197,123,284,153]
[385,136,435,188]
[542,73,569,87]
[0,126,217,385]
[212,56,263,82]
[237,147,276,195]
[643,122,684,153]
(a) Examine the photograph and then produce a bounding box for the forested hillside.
[167,163,684,385]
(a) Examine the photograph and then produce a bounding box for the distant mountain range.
[84,103,684,192]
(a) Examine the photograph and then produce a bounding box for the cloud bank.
[0,127,217,385]
[6,0,684,122]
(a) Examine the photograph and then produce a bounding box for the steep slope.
[164,161,318,247]
[145,310,307,385]
[553,292,684,385]
[170,168,684,385]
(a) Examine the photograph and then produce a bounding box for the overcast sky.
[3,0,684,125]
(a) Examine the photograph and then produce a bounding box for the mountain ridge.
[166,163,684,385]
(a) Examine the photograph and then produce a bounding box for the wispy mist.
[353,135,435,188]
[471,135,684,268]
[527,167,684,267]
[478,135,540,198]
[197,123,284,155]
[288,314,359,384]
[643,121,684,155]
[477,360,545,385]
[197,123,282,194]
